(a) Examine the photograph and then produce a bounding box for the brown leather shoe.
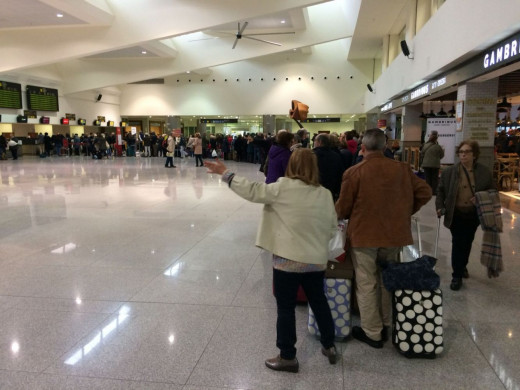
[321,346,337,364]
[265,355,299,373]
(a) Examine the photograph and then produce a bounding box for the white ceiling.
[0,0,407,96]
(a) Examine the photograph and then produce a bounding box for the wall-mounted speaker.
[96,94,102,102]
[400,40,411,58]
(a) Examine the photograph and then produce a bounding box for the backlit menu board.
[0,81,22,109]
[26,85,59,111]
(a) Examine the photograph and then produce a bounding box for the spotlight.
[273,77,276,81]
[324,76,327,80]
[298,77,301,81]
[261,78,264,81]
[337,76,340,79]
[200,79,203,82]
[212,79,215,82]
[285,77,288,81]
[311,76,314,80]
[249,78,252,81]
[188,79,191,82]
[225,79,227,82]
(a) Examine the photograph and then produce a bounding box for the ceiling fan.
[229,22,295,49]
[190,21,295,49]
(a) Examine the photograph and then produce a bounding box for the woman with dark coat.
[265,131,295,184]
[436,140,494,291]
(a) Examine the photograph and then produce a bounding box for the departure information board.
[26,85,59,111]
[0,81,23,109]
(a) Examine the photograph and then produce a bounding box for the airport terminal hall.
[1,0,520,389]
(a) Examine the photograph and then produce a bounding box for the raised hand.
[203,159,227,174]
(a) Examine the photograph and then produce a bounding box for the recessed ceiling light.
[56,13,64,18]
[141,51,147,54]
[186,71,190,74]
[281,20,286,24]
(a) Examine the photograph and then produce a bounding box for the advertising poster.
[426,118,456,164]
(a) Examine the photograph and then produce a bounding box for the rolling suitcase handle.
[434,216,441,259]
[412,216,422,258]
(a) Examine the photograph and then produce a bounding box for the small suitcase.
[308,278,352,340]
[392,288,444,359]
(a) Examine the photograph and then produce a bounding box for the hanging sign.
[426,118,456,164]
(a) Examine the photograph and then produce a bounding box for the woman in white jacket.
[204,148,338,373]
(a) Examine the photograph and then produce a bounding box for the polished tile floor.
[0,156,519,390]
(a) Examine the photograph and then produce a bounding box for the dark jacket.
[339,147,353,170]
[436,162,494,228]
[265,144,291,184]
[314,146,345,200]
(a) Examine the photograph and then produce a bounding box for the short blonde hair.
[285,148,320,186]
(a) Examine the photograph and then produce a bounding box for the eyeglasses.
[458,149,473,155]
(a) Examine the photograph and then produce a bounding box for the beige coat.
[167,136,175,153]
[189,137,202,155]
[230,176,337,264]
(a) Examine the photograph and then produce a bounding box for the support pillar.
[456,79,498,170]
[263,115,276,135]
[366,113,378,130]
[401,103,423,149]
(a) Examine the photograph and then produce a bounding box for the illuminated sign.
[411,84,429,99]
[381,102,393,112]
[431,77,446,90]
[483,35,519,69]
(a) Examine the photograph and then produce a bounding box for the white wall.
[120,39,371,116]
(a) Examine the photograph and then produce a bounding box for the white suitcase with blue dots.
[393,289,444,359]
[308,278,351,341]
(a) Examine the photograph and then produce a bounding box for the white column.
[456,78,499,170]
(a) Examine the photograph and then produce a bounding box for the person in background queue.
[165,130,176,168]
[420,130,445,194]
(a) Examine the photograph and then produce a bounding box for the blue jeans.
[273,268,334,359]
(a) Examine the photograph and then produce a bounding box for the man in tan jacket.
[335,129,432,348]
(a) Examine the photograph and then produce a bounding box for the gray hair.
[316,133,331,148]
[362,128,386,151]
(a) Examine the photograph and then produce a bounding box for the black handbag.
[379,255,440,291]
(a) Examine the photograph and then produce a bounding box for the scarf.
[474,190,503,278]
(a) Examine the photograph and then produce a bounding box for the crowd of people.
[494,128,520,155]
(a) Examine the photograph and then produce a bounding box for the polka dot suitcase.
[392,289,444,359]
[308,278,351,340]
